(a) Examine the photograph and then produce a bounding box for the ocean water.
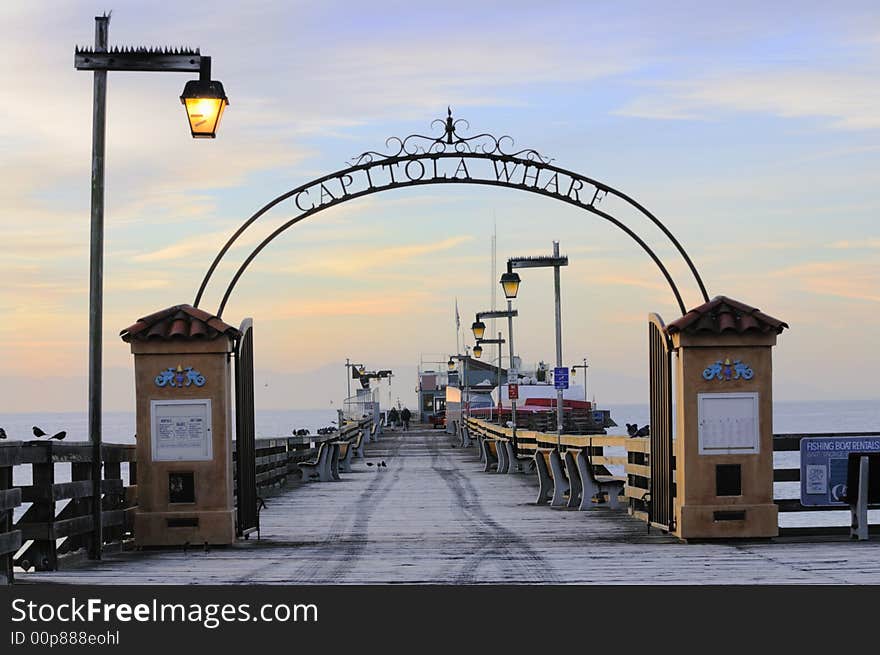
[2,400,878,527]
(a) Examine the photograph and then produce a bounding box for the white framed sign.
[697,392,760,455]
[150,399,213,461]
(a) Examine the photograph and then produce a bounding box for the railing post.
[21,442,57,571]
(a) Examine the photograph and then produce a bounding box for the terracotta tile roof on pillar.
[120,304,240,342]
[666,296,788,336]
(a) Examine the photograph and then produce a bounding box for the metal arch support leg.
[851,456,870,541]
[534,453,553,505]
[549,450,570,508]
[564,451,582,509]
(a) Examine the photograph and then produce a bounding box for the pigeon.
[32,426,47,438]
[0,427,6,439]
[626,423,638,437]
[366,462,375,467]
[635,425,650,437]
[49,431,66,441]
[380,461,387,468]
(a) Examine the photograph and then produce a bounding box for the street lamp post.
[74,13,228,560]
[571,358,589,404]
[472,309,517,432]
[505,242,569,449]
[475,335,505,423]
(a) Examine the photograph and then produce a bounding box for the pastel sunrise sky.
[1,0,878,412]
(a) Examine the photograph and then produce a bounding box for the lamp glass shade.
[448,358,455,371]
[180,79,228,138]
[471,320,486,340]
[472,344,483,358]
[500,271,521,299]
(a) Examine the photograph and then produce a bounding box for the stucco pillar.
[667,296,788,540]
[121,305,239,547]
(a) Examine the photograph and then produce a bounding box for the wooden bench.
[564,448,625,510]
[501,439,535,475]
[297,441,335,482]
[534,448,569,506]
[480,436,499,473]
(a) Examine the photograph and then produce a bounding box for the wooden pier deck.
[18,428,880,585]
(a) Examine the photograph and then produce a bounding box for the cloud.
[276,235,474,277]
[617,69,880,130]
[771,260,880,303]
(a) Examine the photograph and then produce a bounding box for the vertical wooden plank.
[0,464,13,584]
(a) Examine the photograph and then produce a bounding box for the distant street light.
[74,13,228,560]
[571,358,589,404]
[472,343,483,358]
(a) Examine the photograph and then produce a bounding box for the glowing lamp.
[180,79,228,138]
[500,271,521,299]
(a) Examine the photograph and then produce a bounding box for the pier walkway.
[20,427,880,584]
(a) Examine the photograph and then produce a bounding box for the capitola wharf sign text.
[289,154,609,214]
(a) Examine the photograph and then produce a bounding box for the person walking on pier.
[401,406,411,431]
[388,406,399,428]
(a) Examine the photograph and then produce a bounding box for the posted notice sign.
[508,384,519,400]
[554,367,569,390]
[800,435,880,506]
[151,399,213,462]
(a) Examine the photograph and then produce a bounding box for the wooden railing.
[2,441,137,578]
[232,418,369,494]
[466,419,878,536]
[625,432,880,535]
[465,417,624,473]
[1,443,23,584]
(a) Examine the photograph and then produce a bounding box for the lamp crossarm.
[75,50,205,73]
[475,310,518,320]
[477,338,506,344]
[508,256,569,269]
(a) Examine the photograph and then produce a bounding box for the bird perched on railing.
[626,423,650,437]
[0,427,7,439]
[49,431,66,441]
[32,426,47,438]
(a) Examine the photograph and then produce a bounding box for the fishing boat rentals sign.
[800,436,880,506]
[150,399,213,461]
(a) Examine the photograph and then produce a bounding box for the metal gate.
[648,313,675,531]
[234,318,258,537]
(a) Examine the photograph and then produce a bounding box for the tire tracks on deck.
[426,437,559,583]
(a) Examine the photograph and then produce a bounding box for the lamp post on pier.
[475,334,505,423]
[571,358,589,404]
[75,13,228,560]
[472,307,518,447]
[505,242,569,449]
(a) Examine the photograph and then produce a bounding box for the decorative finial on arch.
[348,107,553,166]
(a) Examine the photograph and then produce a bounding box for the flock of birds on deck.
[0,426,66,440]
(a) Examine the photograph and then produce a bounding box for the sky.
[1,0,879,413]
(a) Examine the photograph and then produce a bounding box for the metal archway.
[194,109,710,316]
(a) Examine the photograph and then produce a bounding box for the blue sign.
[800,436,880,506]
[554,367,569,390]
